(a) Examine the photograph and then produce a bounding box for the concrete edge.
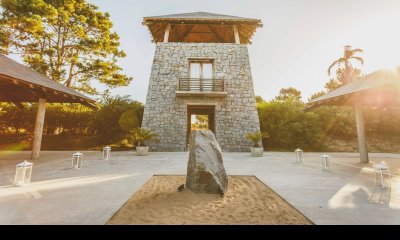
[253,175,316,225]
[101,174,154,224]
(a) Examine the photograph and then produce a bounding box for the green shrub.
[257,98,326,151]
[93,96,143,144]
[0,96,144,147]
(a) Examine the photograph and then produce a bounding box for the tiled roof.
[308,68,400,105]
[144,12,260,22]
[0,54,95,103]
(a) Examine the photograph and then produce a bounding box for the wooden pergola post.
[164,24,171,43]
[31,98,46,159]
[354,105,369,163]
[233,25,240,44]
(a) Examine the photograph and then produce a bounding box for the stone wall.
[142,42,260,152]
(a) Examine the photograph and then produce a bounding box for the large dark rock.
[186,130,228,194]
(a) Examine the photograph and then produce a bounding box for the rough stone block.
[186,130,228,194]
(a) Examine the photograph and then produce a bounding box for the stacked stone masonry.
[142,42,260,152]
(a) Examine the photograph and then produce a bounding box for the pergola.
[0,54,97,159]
[306,68,400,163]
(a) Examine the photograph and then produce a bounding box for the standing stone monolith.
[186,130,228,195]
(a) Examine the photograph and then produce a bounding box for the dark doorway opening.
[187,105,216,144]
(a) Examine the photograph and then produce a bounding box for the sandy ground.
[107,175,313,225]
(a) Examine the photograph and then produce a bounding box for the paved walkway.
[0,151,399,225]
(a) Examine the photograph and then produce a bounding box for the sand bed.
[107,175,312,225]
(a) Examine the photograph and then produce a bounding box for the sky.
[10,0,400,102]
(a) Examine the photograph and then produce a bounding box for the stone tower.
[142,12,262,152]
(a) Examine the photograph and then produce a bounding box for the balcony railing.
[178,78,225,92]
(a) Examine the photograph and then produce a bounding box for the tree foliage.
[93,96,143,144]
[0,96,144,146]
[327,45,363,84]
[275,87,302,102]
[0,103,34,133]
[0,102,94,135]
[118,110,139,132]
[0,0,131,94]
[257,95,326,151]
[255,95,265,103]
[191,115,208,130]
[308,91,325,101]
[324,78,342,92]
[335,67,363,84]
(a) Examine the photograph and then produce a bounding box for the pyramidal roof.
[144,12,261,23]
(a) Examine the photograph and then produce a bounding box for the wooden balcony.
[176,78,227,97]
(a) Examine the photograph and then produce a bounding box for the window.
[188,59,213,91]
[189,60,213,79]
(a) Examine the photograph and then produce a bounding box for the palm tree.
[131,128,159,146]
[327,45,364,84]
[246,131,269,148]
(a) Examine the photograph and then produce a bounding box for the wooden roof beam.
[207,25,225,43]
[12,101,25,111]
[181,25,195,42]
[82,100,98,110]
[0,91,25,110]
